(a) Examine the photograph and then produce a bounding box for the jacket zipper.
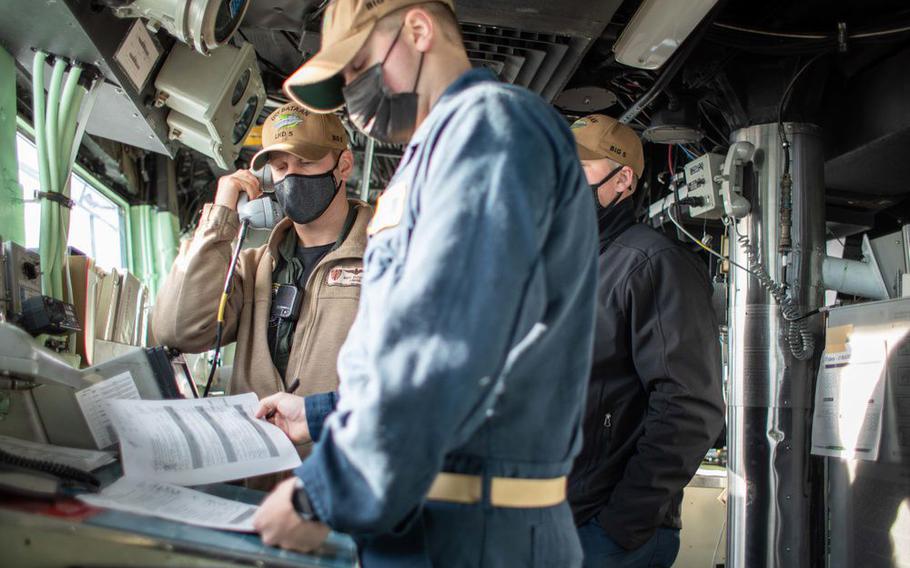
[284,204,365,391]
[286,251,358,390]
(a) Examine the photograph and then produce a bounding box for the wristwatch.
[292,477,319,522]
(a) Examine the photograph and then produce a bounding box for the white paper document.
[75,371,141,449]
[0,435,116,472]
[811,343,887,461]
[79,477,258,532]
[107,393,301,485]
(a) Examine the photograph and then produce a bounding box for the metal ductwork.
[461,24,581,102]
[726,122,825,567]
[456,0,623,102]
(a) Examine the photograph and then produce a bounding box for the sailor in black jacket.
[567,114,725,568]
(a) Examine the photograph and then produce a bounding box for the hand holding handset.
[238,167,284,229]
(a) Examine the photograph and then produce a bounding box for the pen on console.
[265,378,300,420]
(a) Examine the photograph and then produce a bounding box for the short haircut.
[378,1,463,44]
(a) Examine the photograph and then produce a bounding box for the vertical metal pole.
[359,137,375,202]
[726,122,825,568]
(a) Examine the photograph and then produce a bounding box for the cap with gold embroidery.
[570,114,644,178]
[250,103,349,170]
[283,0,456,113]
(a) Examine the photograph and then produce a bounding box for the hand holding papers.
[76,393,302,533]
[256,391,311,444]
[108,393,301,485]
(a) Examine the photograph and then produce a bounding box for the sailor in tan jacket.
[151,104,371,479]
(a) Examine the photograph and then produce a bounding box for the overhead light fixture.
[154,41,265,169]
[613,0,718,70]
[643,96,704,144]
[109,0,249,55]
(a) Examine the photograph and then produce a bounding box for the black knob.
[21,262,38,280]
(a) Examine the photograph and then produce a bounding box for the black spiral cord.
[0,448,100,492]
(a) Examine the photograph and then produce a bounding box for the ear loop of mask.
[382,23,425,94]
[591,165,624,190]
[381,24,405,68]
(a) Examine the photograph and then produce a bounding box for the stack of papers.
[80,477,259,532]
[108,393,301,485]
[70,386,301,532]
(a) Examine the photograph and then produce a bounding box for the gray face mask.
[342,24,424,145]
[273,154,342,225]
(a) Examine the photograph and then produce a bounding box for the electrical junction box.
[154,41,265,170]
[684,152,726,219]
[3,241,43,322]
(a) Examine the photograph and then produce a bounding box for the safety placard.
[114,21,161,91]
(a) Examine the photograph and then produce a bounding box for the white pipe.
[822,255,889,300]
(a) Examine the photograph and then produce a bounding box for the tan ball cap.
[250,103,349,171]
[570,114,644,178]
[283,0,455,113]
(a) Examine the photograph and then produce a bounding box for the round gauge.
[214,0,248,45]
[233,95,259,144]
[231,69,251,106]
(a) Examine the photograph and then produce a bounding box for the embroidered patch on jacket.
[326,267,363,287]
[367,181,407,236]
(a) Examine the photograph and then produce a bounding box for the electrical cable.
[202,219,250,397]
[713,22,828,40]
[666,206,759,278]
[714,20,910,40]
[777,51,830,148]
[678,145,698,161]
[732,222,815,360]
[777,50,829,257]
[698,101,732,147]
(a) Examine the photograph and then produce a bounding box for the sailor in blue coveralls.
[253,1,598,566]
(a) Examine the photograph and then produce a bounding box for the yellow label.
[243,125,263,147]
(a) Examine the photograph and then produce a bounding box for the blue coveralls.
[296,69,598,567]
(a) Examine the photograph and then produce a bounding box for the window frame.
[15,116,133,271]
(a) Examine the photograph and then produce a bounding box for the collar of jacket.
[267,199,371,267]
[597,196,636,254]
[407,67,499,148]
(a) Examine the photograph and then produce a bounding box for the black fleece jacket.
[568,198,725,550]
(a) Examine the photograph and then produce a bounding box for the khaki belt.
[426,472,566,508]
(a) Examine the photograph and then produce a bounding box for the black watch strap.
[292,479,318,522]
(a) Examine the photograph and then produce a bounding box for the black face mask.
[342,25,424,145]
[274,155,342,225]
[590,165,625,211]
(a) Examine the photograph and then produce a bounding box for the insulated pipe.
[44,58,66,195]
[36,58,66,299]
[57,65,82,151]
[31,52,50,203]
[58,67,83,178]
[822,255,889,300]
[40,58,67,298]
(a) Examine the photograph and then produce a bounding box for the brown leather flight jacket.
[151,199,371,401]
